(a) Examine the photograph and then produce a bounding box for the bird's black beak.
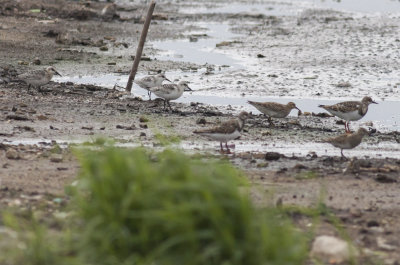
[165,77,171,82]
[295,107,301,111]
[372,100,378,104]
[55,70,62,76]
[184,85,192,91]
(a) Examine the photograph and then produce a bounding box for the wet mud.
[1,0,400,263]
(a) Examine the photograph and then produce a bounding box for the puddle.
[152,23,245,68]
[6,136,400,160]
[179,1,310,16]
[54,72,400,132]
[182,139,400,159]
[178,0,400,15]
[296,0,400,14]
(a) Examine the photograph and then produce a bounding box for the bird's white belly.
[156,91,182,100]
[329,110,362,121]
[202,130,241,142]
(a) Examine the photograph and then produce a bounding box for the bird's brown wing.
[324,133,349,145]
[18,69,45,80]
[194,119,238,134]
[324,101,361,113]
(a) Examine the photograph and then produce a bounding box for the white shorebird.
[134,73,170,100]
[16,66,61,92]
[319,96,377,133]
[149,81,192,110]
[194,111,251,153]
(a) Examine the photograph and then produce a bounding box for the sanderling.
[194,111,251,153]
[323,127,369,159]
[247,101,300,125]
[319,96,377,133]
[134,73,170,100]
[149,80,191,110]
[16,66,61,92]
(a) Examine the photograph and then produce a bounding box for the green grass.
[154,133,181,146]
[0,147,310,265]
[73,147,308,265]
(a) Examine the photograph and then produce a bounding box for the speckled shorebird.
[149,80,191,110]
[16,66,61,92]
[323,127,369,159]
[134,73,170,100]
[247,101,300,125]
[319,96,377,133]
[194,111,251,153]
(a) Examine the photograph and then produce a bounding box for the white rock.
[310,235,358,263]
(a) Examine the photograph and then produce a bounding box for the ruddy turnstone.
[134,73,170,100]
[319,96,377,133]
[247,101,300,125]
[323,127,369,159]
[194,111,251,153]
[17,66,61,92]
[149,80,191,110]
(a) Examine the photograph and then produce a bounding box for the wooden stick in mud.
[125,0,156,92]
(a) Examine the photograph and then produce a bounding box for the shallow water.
[54,71,399,132]
[179,0,400,15]
[297,0,400,14]
[6,136,400,159]
[54,0,400,157]
[152,23,245,68]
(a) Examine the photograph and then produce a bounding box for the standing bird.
[134,73,170,100]
[319,96,377,133]
[149,81,192,110]
[194,111,251,153]
[101,3,117,20]
[247,101,301,125]
[16,66,61,92]
[323,127,369,159]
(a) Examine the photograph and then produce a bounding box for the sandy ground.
[1,0,400,263]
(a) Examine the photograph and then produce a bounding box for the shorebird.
[323,127,369,159]
[247,101,300,125]
[149,81,191,110]
[16,66,61,92]
[319,96,377,133]
[194,111,251,153]
[101,3,117,19]
[134,73,170,100]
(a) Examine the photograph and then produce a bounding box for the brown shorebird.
[194,111,251,153]
[16,66,61,92]
[319,96,377,133]
[134,73,170,100]
[323,127,369,159]
[149,81,192,111]
[247,101,300,125]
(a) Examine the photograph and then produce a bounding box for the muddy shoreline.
[1,0,400,263]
